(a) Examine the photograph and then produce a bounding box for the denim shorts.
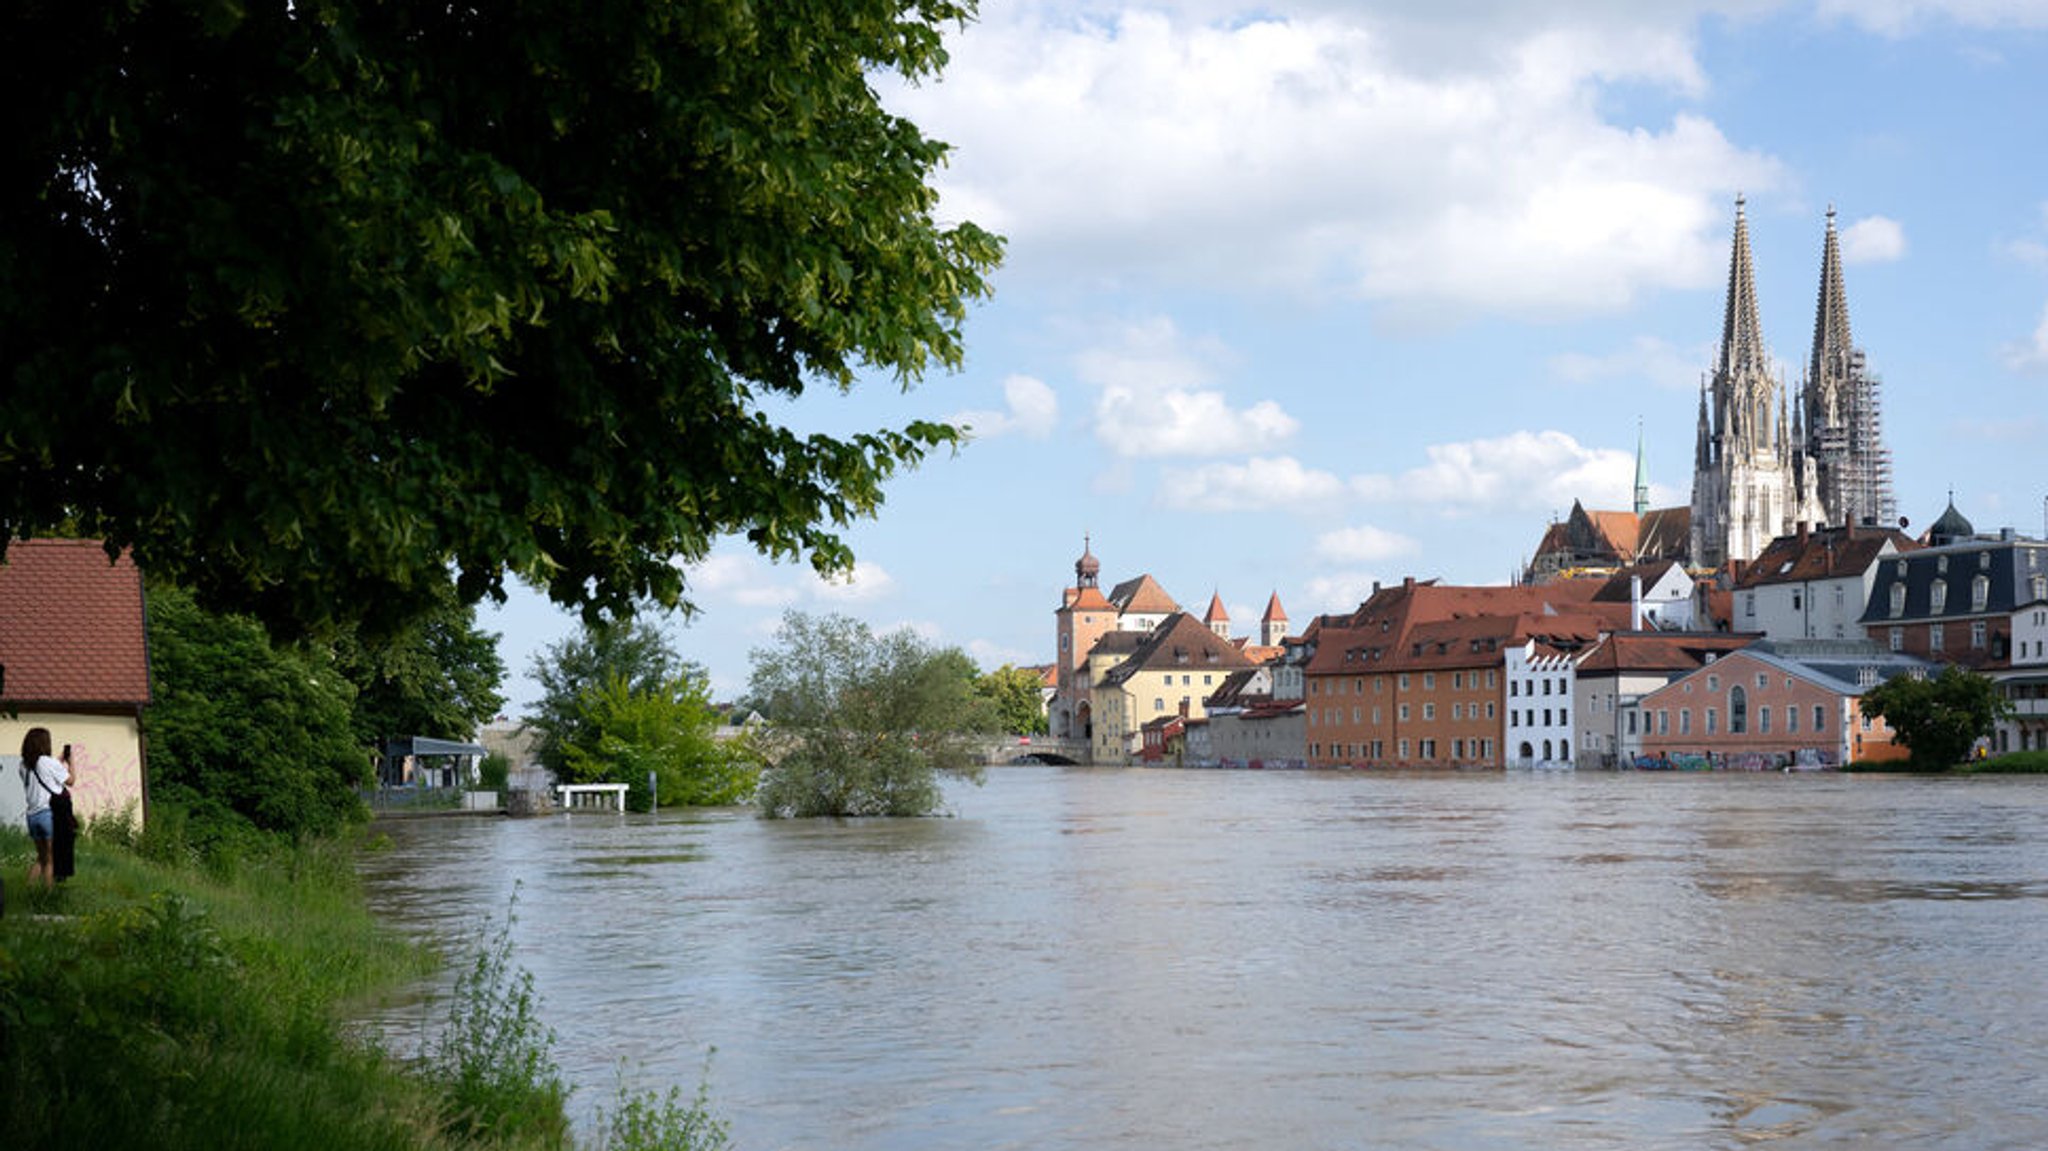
[27,808,54,841]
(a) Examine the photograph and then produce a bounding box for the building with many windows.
[1632,642,1925,769]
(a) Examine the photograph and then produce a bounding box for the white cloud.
[683,553,800,608]
[1313,525,1422,564]
[2000,301,2048,372]
[812,561,898,603]
[1549,335,1711,392]
[1305,572,1385,614]
[1080,317,1300,457]
[952,374,1060,440]
[1840,214,1906,264]
[887,4,1783,318]
[1158,455,1346,511]
[968,637,1041,671]
[1353,430,1636,513]
[1816,0,2048,36]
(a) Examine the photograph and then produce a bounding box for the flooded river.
[356,767,2048,1149]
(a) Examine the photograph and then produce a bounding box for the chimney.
[1630,574,1644,631]
[1797,521,1809,547]
[1403,576,1416,590]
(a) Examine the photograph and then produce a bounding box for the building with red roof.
[0,539,153,829]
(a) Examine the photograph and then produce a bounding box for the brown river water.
[356,766,2048,1150]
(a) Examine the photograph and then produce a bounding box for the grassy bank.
[1845,750,2048,774]
[0,822,725,1151]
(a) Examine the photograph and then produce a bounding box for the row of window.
[1313,738,1497,762]
[1312,699,1508,726]
[1506,708,1568,729]
[1632,702,1832,736]
[1887,622,1990,652]
[1508,677,1568,698]
[1312,670,1503,695]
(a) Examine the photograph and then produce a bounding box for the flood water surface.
[356,768,2048,1149]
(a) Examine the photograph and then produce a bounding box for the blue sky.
[484,0,2048,714]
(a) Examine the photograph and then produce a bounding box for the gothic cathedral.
[1690,197,1895,568]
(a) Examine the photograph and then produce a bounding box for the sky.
[484,0,2048,715]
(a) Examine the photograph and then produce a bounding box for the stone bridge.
[977,735,1088,765]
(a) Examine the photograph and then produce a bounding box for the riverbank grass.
[0,824,726,1151]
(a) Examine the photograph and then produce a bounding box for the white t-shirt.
[23,754,68,818]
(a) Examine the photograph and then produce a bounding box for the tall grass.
[0,825,728,1151]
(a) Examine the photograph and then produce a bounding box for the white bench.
[554,783,629,812]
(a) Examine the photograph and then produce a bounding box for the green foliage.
[1,0,1001,641]
[428,901,570,1148]
[146,585,372,846]
[477,752,512,793]
[559,674,760,809]
[594,1072,732,1151]
[1959,750,2048,775]
[749,610,994,818]
[1860,665,2014,771]
[333,596,508,747]
[977,663,1050,736]
[528,617,698,777]
[0,832,441,1151]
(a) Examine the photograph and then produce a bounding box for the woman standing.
[20,727,70,887]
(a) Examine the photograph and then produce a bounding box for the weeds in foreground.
[0,831,730,1151]
[427,896,571,1148]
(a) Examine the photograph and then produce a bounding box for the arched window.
[1730,685,1748,734]
[1542,739,1554,761]
[1891,583,1907,617]
[1973,575,1990,612]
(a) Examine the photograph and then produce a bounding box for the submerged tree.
[526,616,694,776]
[1,1,1001,640]
[1860,665,2012,770]
[748,611,994,818]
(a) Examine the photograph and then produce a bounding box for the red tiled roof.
[1109,574,1181,616]
[1101,612,1257,687]
[1732,524,1918,589]
[0,539,151,707]
[1575,631,1761,674]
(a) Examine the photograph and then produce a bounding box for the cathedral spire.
[1809,204,1854,393]
[1694,377,1711,470]
[1718,194,1769,384]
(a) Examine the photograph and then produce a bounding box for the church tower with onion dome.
[1051,536,1115,742]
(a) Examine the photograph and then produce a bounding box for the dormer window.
[1891,584,1906,617]
[1932,583,1948,614]
[1972,575,1990,613]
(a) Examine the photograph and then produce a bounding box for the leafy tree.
[977,664,1050,736]
[525,616,696,776]
[1860,665,2013,770]
[748,611,995,818]
[1,1,1001,640]
[333,595,508,747]
[145,586,371,845]
[560,674,760,810]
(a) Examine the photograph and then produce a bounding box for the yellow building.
[1091,612,1256,764]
